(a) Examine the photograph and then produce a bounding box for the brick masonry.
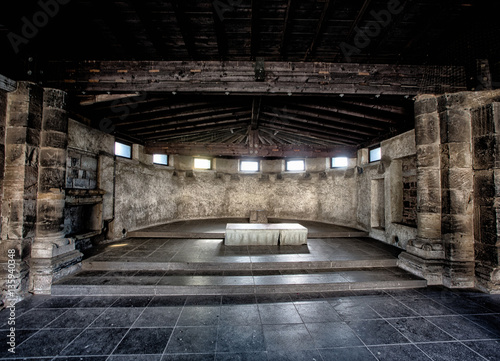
[402,156,417,227]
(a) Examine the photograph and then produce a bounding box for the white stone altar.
[225,223,308,246]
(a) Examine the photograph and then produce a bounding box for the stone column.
[30,88,82,294]
[472,102,500,292]
[0,83,43,302]
[399,95,445,285]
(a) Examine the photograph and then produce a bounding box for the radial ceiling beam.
[250,96,262,130]
[46,61,467,96]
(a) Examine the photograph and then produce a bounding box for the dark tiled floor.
[1,287,499,360]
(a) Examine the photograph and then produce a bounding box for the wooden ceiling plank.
[172,0,198,60]
[303,0,335,61]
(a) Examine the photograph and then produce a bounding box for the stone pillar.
[0,83,43,302]
[472,102,500,293]
[399,95,445,285]
[30,88,82,294]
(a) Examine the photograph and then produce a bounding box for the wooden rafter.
[172,0,197,59]
[279,0,294,60]
[250,96,262,130]
[0,74,16,92]
[130,0,166,58]
[251,0,260,60]
[304,0,334,61]
[211,1,229,59]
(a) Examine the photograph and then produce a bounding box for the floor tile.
[0,329,38,359]
[369,344,432,361]
[111,296,152,308]
[216,325,265,352]
[266,349,322,361]
[295,301,342,323]
[433,297,492,314]
[165,326,217,354]
[163,354,215,361]
[347,319,410,345]
[133,307,183,327]
[319,346,378,361]
[465,314,500,337]
[255,294,292,304]
[426,315,499,340]
[463,340,500,361]
[398,298,455,316]
[330,298,381,320]
[36,297,82,309]
[306,321,363,348]
[417,342,488,361]
[149,296,187,307]
[53,357,109,361]
[185,295,221,306]
[258,303,302,324]
[60,327,129,355]
[262,324,315,351]
[45,308,106,329]
[219,305,261,325]
[221,294,256,305]
[387,317,454,342]
[215,351,266,361]
[9,328,82,357]
[13,308,68,330]
[74,296,118,308]
[177,306,220,326]
[366,298,418,318]
[113,327,173,355]
[109,355,163,361]
[90,307,144,328]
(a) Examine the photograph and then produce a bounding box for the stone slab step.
[82,258,399,271]
[52,268,427,296]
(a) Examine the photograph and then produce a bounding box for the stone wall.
[356,130,418,250]
[402,156,417,227]
[112,153,358,239]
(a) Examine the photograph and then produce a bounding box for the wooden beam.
[250,96,262,130]
[145,142,356,158]
[131,0,168,58]
[172,0,197,59]
[279,0,294,60]
[211,1,229,60]
[251,0,260,60]
[45,61,467,96]
[0,74,17,92]
[303,0,334,61]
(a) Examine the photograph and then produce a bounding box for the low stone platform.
[225,223,308,246]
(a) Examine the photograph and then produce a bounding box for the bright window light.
[332,157,348,168]
[153,154,168,165]
[115,141,131,158]
[286,159,305,171]
[369,147,382,162]
[240,160,260,172]
[194,158,212,169]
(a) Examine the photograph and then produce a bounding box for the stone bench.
[225,223,308,246]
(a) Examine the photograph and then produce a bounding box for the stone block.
[448,168,473,191]
[416,144,440,168]
[445,189,472,215]
[475,243,499,265]
[249,210,268,223]
[417,168,440,190]
[444,109,472,143]
[38,167,66,192]
[27,109,42,130]
[7,110,28,127]
[26,128,40,147]
[23,165,39,199]
[41,131,67,149]
[73,178,90,189]
[473,135,495,170]
[6,127,27,144]
[414,95,438,116]
[448,143,471,169]
[476,206,497,245]
[442,214,473,235]
[415,113,440,145]
[471,105,495,138]
[442,235,474,262]
[5,144,26,165]
[39,148,67,168]
[417,188,441,213]
[43,88,67,109]
[474,170,495,206]
[42,108,68,133]
[417,213,442,239]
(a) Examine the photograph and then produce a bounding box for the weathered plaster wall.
[356,130,418,249]
[112,154,358,238]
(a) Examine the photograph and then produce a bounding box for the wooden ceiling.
[1,0,498,156]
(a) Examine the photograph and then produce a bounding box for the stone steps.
[52,266,427,296]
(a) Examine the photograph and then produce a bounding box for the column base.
[475,264,500,294]
[30,250,83,294]
[398,252,444,285]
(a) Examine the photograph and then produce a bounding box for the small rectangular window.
[194,158,212,170]
[153,154,168,166]
[115,141,131,159]
[286,159,305,171]
[331,157,348,168]
[240,160,260,172]
[369,147,381,163]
